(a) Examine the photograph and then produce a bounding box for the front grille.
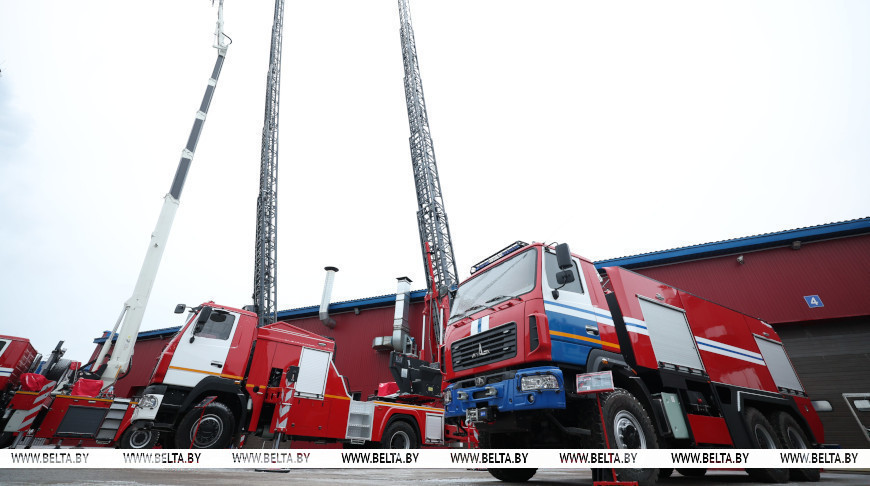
[451,322,517,371]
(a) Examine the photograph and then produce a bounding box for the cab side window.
[544,252,584,294]
[194,312,236,340]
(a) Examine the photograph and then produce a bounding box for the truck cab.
[443,242,619,418]
[133,302,444,449]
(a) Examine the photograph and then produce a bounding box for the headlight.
[139,394,159,409]
[520,374,559,391]
[442,389,452,405]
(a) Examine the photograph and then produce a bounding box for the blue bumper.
[444,366,567,418]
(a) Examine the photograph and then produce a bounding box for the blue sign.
[804,295,824,308]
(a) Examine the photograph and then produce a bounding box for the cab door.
[541,249,601,366]
[163,308,240,387]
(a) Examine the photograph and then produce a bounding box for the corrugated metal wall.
[776,318,870,448]
[87,336,173,398]
[286,301,427,398]
[628,234,870,324]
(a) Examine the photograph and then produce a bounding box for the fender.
[586,349,628,373]
[177,376,247,432]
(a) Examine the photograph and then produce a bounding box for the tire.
[481,433,538,483]
[0,432,14,449]
[745,407,789,483]
[380,421,418,449]
[174,401,235,449]
[771,411,821,482]
[677,468,707,477]
[597,388,659,486]
[487,468,538,483]
[119,425,160,449]
[44,359,72,382]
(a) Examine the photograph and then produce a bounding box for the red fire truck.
[0,335,38,409]
[131,302,444,449]
[441,242,824,484]
[0,335,40,447]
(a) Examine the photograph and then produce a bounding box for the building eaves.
[594,217,870,270]
[93,326,182,344]
[277,289,428,320]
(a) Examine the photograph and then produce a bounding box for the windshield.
[449,249,537,323]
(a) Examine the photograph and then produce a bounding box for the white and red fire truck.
[130,302,444,449]
[440,241,824,484]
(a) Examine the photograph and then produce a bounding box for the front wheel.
[119,425,160,449]
[487,468,538,483]
[380,421,418,449]
[599,388,659,486]
[174,401,236,449]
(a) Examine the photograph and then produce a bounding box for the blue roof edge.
[594,217,870,270]
[93,326,182,344]
[277,289,428,320]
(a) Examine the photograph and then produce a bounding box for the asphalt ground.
[0,468,867,485]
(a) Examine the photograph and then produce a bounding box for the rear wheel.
[119,425,160,449]
[380,421,418,449]
[771,411,820,482]
[174,401,235,449]
[745,407,789,483]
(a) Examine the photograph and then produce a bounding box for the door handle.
[585,325,599,336]
[211,361,223,368]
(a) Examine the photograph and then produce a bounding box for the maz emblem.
[472,343,490,359]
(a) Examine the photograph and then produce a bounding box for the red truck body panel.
[0,335,37,393]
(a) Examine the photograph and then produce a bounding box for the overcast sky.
[1,1,867,362]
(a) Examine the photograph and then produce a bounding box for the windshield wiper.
[485,294,516,304]
[451,305,486,322]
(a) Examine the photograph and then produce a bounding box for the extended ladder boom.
[398,0,459,356]
[253,0,284,328]
[94,2,231,388]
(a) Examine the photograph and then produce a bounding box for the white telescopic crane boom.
[94,2,231,389]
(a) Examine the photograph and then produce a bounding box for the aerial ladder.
[397,0,459,364]
[250,0,284,328]
[92,1,231,389]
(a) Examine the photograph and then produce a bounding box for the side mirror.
[556,269,575,285]
[190,307,213,343]
[174,304,186,314]
[555,243,572,270]
[197,306,214,325]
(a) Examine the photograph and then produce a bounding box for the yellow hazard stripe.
[168,365,244,381]
[56,395,115,403]
[549,330,620,351]
[372,401,443,412]
[325,394,350,401]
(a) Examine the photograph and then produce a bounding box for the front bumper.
[444,366,566,419]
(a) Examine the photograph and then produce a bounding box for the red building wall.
[87,335,174,398]
[628,234,870,324]
[285,300,428,398]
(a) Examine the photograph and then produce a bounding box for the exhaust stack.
[319,266,339,328]
[392,277,413,353]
